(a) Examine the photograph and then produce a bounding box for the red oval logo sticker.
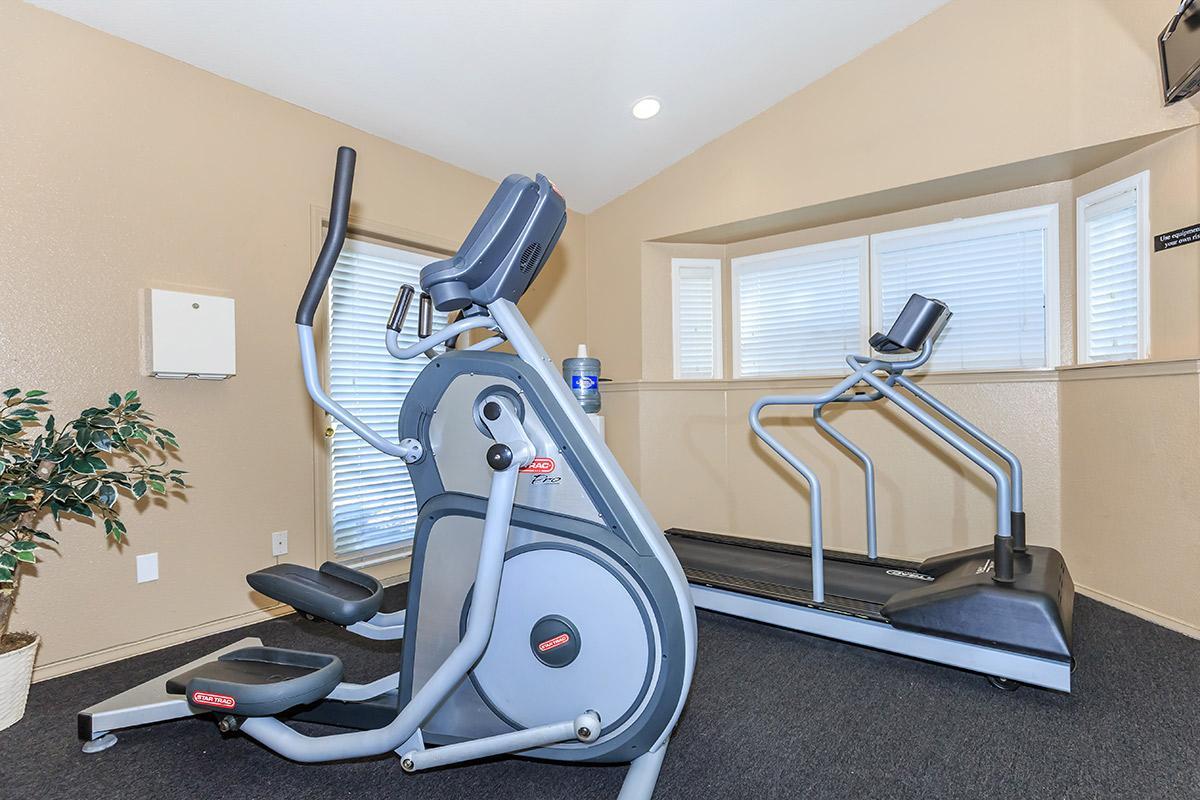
[192,691,237,709]
[537,633,571,652]
[520,457,556,474]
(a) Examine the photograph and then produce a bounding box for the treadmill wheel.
[986,675,1023,692]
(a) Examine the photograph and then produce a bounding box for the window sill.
[610,359,1200,392]
[609,368,1059,392]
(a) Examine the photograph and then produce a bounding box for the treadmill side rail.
[691,585,1071,692]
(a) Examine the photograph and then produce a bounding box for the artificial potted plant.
[0,388,185,731]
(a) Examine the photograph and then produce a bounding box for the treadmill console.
[869,294,951,354]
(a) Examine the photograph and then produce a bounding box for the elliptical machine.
[668,294,1074,691]
[79,148,696,798]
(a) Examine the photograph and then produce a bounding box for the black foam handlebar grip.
[387,285,416,333]
[296,146,356,325]
[418,293,433,338]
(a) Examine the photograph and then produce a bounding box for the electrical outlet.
[271,531,288,557]
[136,553,159,583]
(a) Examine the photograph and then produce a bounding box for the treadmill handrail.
[750,340,1017,589]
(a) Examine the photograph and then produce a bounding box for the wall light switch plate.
[272,531,288,557]
[136,553,159,583]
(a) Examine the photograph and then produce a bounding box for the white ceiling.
[31,0,949,212]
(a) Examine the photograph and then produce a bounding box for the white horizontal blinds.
[734,240,864,377]
[1081,189,1140,362]
[327,238,444,565]
[875,211,1052,371]
[672,259,721,379]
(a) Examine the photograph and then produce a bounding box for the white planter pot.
[0,635,38,732]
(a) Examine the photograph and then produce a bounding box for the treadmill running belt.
[667,532,934,621]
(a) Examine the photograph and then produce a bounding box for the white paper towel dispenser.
[144,289,236,380]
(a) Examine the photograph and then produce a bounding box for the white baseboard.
[1077,583,1200,640]
[33,576,1193,683]
[32,603,292,683]
[32,572,411,683]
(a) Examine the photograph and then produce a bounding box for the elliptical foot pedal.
[165,646,343,717]
[247,562,384,625]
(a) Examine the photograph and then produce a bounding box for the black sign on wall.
[1155,223,1200,252]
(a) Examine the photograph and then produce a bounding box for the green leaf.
[3,388,19,400]
[0,554,15,569]
[15,550,36,564]
[70,503,93,519]
[10,541,37,552]
[127,402,142,412]
[79,479,100,499]
[124,390,138,402]
[31,530,58,542]
[87,455,107,471]
[132,480,147,499]
[75,428,93,448]
[24,398,48,406]
[69,458,95,475]
[149,480,166,494]
[25,390,47,398]
[0,567,13,583]
[45,414,55,434]
[108,393,121,408]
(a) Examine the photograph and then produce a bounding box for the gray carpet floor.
[3,592,1198,799]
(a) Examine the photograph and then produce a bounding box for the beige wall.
[0,1,587,674]
[588,0,1197,380]
[1060,363,1200,633]
[591,0,1200,633]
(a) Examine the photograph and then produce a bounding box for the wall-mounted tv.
[1161,0,1200,104]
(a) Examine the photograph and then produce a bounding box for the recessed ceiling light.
[631,96,661,120]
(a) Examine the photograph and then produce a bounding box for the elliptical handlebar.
[297,146,356,327]
[295,148,509,462]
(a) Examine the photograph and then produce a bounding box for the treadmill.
[667,294,1074,692]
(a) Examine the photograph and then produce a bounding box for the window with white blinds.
[671,258,723,379]
[871,206,1058,372]
[732,238,868,377]
[327,238,444,566]
[1076,172,1149,363]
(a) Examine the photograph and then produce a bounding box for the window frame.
[1075,171,1151,364]
[670,257,724,380]
[869,204,1061,373]
[730,236,870,379]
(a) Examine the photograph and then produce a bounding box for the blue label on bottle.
[571,375,598,391]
